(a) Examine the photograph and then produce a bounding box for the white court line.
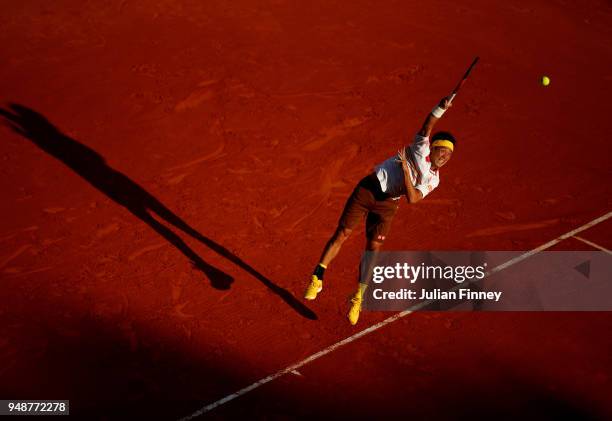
[573,236,612,255]
[179,211,612,420]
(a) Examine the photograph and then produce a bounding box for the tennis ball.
[541,76,551,86]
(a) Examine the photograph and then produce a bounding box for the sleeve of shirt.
[408,133,430,184]
[410,133,430,158]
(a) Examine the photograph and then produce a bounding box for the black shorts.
[338,173,400,242]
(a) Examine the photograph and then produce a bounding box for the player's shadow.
[1,103,316,320]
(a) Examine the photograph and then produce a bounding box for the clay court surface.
[1,0,611,418]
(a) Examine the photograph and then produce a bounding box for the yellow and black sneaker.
[347,283,367,325]
[304,275,323,300]
[347,295,362,325]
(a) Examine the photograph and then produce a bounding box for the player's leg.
[347,238,384,325]
[319,225,353,267]
[304,225,353,300]
[347,200,399,324]
[305,182,372,300]
[361,237,384,290]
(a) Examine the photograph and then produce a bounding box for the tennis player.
[304,96,456,325]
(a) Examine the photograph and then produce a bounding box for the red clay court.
[1,1,611,419]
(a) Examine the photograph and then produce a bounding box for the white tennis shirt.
[375,133,440,199]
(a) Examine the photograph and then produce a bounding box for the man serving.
[304,96,457,325]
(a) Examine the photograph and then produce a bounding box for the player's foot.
[304,275,323,300]
[347,295,362,325]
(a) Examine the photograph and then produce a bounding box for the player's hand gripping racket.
[448,56,479,104]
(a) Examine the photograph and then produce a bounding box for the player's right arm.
[418,97,452,138]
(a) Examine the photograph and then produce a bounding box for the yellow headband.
[431,139,454,152]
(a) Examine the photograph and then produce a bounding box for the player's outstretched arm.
[417,97,452,138]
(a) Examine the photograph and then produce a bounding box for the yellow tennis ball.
[541,76,550,86]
